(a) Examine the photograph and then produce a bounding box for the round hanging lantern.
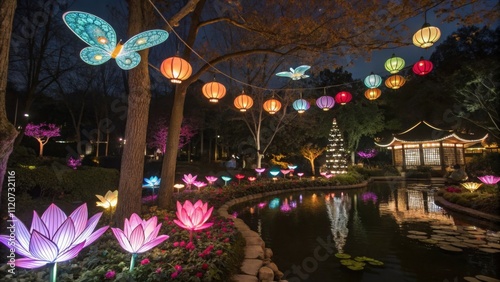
[384,54,405,74]
[234,92,253,112]
[364,88,381,100]
[412,57,433,76]
[263,98,281,114]
[385,75,406,89]
[413,23,441,48]
[364,73,382,88]
[335,91,352,105]
[160,56,192,83]
[202,81,226,103]
[315,95,335,111]
[292,99,310,113]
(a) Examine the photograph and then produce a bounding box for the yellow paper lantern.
[263,98,282,114]
[364,88,381,100]
[385,75,406,89]
[234,91,254,112]
[413,23,441,48]
[202,81,226,103]
[160,56,192,83]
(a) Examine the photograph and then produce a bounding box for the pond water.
[230,182,500,282]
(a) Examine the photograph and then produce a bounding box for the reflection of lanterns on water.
[258,202,267,208]
[232,211,238,218]
[299,194,303,203]
[290,200,297,209]
[250,207,255,214]
[269,198,280,209]
[361,192,378,203]
[280,199,292,212]
[311,193,318,205]
[325,192,351,253]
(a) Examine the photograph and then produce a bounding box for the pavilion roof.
[375,121,488,147]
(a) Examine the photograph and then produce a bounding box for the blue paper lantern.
[292,99,310,113]
[364,73,382,88]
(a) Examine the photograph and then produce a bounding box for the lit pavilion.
[375,121,488,172]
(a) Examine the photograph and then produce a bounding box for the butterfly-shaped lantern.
[63,11,169,70]
[275,65,311,80]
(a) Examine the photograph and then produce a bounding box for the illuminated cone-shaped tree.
[325,119,348,174]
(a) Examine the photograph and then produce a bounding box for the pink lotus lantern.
[174,200,214,242]
[182,173,197,189]
[320,171,327,177]
[297,172,304,179]
[205,176,218,187]
[111,214,169,272]
[324,174,334,179]
[280,169,291,178]
[255,168,265,176]
[193,181,207,190]
[0,203,108,281]
[235,174,245,184]
[248,176,256,182]
[478,175,500,185]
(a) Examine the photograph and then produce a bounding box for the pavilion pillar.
[418,144,425,166]
[439,141,445,172]
[453,144,458,165]
[401,144,406,171]
[391,146,395,166]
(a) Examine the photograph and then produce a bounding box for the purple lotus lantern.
[478,175,500,185]
[0,203,108,282]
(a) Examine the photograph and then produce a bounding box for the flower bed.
[437,185,499,215]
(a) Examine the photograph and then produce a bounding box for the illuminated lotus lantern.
[297,172,304,179]
[203,80,226,103]
[174,183,185,193]
[385,75,406,89]
[316,95,335,111]
[96,190,118,210]
[269,170,280,182]
[255,168,266,176]
[335,91,352,105]
[263,98,282,114]
[280,169,291,178]
[384,54,405,74]
[161,56,192,83]
[412,57,433,76]
[235,174,245,184]
[364,73,382,88]
[293,98,310,113]
[182,173,197,189]
[478,175,500,185]
[288,165,297,170]
[221,176,231,186]
[461,182,482,193]
[205,176,218,187]
[364,88,382,100]
[248,176,256,182]
[234,90,254,112]
[193,181,207,190]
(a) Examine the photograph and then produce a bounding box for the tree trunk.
[0,0,19,207]
[158,84,187,209]
[38,140,43,157]
[115,0,151,225]
[309,159,315,176]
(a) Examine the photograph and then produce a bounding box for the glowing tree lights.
[63,12,169,70]
[111,214,168,272]
[24,123,61,157]
[174,200,214,241]
[0,203,108,281]
[325,119,348,174]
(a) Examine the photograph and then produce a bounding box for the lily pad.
[408,230,427,235]
[440,245,463,252]
[475,275,500,282]
[407,235,428,240]
[368,260,384,266]
[463,277,481,282]
[335,253,351,259]
[347,265,364,271]
[478,248,500,254]
[420,239,439,244]
[340,259,355,266]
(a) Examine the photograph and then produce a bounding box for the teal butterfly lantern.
[63,11,169,70]
[276,65,311,80]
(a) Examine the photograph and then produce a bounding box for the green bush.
[62,167,119,203]
[467,152,500,177]
[10,165,65,198]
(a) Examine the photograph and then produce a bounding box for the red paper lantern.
[412,57,433,76]
[334,91,352,105]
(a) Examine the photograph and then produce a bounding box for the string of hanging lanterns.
[150,0,442,111]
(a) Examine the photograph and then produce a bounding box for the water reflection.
[325,192,351,253]
[379,188,454,225]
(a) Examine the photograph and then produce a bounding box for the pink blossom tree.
[24,123,60,157]
[147,118,197,154]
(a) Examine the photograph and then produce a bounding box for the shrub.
[467,152,500,177]
[10,165,65,198]
[62,167,119,203]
